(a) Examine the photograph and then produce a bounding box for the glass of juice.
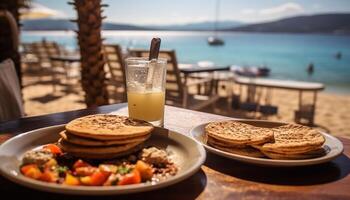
[125,57,167,126]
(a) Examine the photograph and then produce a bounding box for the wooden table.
[179,65,230,84]
[49,55,81,93]
[1,104,350,199]
[234,77,325,125]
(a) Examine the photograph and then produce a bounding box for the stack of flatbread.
[205,121,326,160]
[253,124,326,159]
[205,121,274,158]
[58,114,154,159]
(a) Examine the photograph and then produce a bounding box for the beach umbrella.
[69,0,109,106]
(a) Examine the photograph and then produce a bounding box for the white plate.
[190,120,343,167]
[0,125,206,195]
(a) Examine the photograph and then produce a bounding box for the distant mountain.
[21,19,147,31]
[227,13,350,34]
[22,19,75,30]
[21,18,242,31]
[21,14,350,34]
[147,20,243,31]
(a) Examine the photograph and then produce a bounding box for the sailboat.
[208,0,224,46]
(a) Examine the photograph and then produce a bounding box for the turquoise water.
[21,31,350,93]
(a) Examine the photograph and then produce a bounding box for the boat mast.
[214,0,220,37]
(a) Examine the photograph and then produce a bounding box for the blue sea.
[21,31,350,93]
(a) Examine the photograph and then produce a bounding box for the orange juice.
[127,90,165,122]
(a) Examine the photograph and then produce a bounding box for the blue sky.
[33,0,350,25]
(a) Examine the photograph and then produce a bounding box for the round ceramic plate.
[0,125,206,195]
[190,119,343,167]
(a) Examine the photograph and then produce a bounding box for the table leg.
[298,90,303,111]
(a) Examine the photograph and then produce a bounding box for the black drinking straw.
[149,38,161,60]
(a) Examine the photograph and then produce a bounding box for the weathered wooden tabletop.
[0,103,349,200]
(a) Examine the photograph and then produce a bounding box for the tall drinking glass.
[125,57,167,127]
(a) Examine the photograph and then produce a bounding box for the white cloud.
[259,2,304,16]
[20,2,67,19]
[241,9,256,15]
[239,2,305,23]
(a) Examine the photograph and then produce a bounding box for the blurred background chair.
[0,59,24,122]
[20,40,71,91]
[103,44,127,103]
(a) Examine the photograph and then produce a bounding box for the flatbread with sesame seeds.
[58,138,142,156]
[207,135,247,148]
[207,140,265,158]
[59,130,150,146]
[256,124,325,154]
[205,121,274,145]
[65,114,154,140]
[261,146,329,160]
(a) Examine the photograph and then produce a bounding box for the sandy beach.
[21,74,350,139]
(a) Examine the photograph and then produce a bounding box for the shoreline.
[22,74,350,139]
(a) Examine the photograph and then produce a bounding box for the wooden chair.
[21,41,68,91]
[0,59,24,122]
[102,44,127,103]
[129,49,219,110]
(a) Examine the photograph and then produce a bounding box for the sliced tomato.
[73,159,91,169]
[39,169,57,182]
[80,171,110,186]
[21,164,42,179]
[118,169,141,185]
[90,171,110,186]
[43,144,62,155]
[75,166,97,176]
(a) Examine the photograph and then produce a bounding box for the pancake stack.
[205,121,274,158]
[205,121,326,160]
[58,114,154,159]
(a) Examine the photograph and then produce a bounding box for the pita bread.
[258,124,325,154]
[58,138,142,154]
[65,145,143,159]
[60,130,149,146]
[207,140,265,158]
[205,121,274,145]
[261,146,329,160]
[65,114,153,140]
[207,135,247,148]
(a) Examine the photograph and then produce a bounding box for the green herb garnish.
[117,166,131,175]
[56,166,69,174]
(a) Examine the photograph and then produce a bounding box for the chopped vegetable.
[73,159,90,169]
[56,166,69,175]
[64,173,80,186]
[80,171,110,186]
[135,160,153,181]
[90,171,110,186]
[118,169,141,185]
[39,169,57,182]
[99,164,118,174]
[20,143,178,187]
[21,164,42,179]
[75,166,97,176]
[44,158,57,168]
[43,144,62,155]
[117,166,131,175]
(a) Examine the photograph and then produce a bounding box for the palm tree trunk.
[70,0,109,107]
[0,0,26,87]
